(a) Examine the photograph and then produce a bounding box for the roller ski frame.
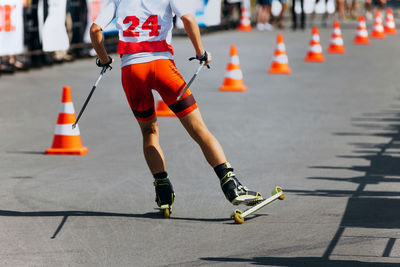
[231,186,285,224]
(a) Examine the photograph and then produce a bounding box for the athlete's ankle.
[214,162,234,180]
[153,171,168,180]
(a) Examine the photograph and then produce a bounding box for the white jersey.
[94,0,192,67]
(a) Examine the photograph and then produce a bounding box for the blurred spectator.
[0,55,28,74]
[270,0,287,29]
[68,0,88,58]
[256,0,273,30]
[345,0,357,19]
[222,0,241,25]
[291,0,306,30]
[311,0,330,27]
[24,0,48,68]
[365,0,386,20]
[0,57,15,74]
[336,0,345,20]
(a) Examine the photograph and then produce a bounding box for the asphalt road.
[1,22,400,266]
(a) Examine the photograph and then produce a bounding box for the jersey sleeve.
[93,0,117,30]
[170,0,194,18]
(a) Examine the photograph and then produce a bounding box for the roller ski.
[231,186,285,224]
[154,177,175,218]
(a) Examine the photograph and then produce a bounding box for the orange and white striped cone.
[384,8,397,35]
[156,100,175,117]
[219,45,247,92]
[371,10,386,39]
[354,14,370,45]
[327,20,346,54]
[305,26,325,62]
[46,86,89,155]
[268,34,291,74]
[237,0,252,31]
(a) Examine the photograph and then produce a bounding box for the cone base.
[384,29,396,35]
[305,56,325,62]
[46,147,89,155]
[327,47,346,54]
[371,33,386,39]
[219,85,247,92]
[354,38,370,45]
[237,26,252,31]
[268,67,291,74]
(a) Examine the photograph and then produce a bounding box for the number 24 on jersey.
[123,15,161,37]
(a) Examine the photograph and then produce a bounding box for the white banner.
[176,0,221,29]
[0,0,24,56]
[42,0,69,52]
[195,0,221,27]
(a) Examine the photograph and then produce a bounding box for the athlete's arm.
[90,0,116,65]
[90,24,110,64]
[181,14,211,66]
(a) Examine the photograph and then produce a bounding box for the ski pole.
[72,66,108,129]
[176,63,206,101]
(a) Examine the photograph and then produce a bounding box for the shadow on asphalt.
[279,104,400,262]
[0,209,240,239]
[201,256,399,266]
[6,151,45,155]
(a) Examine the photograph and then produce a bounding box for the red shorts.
[121,59,198,121]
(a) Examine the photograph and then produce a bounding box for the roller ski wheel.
[272,186,285,200]
[232,210,244,224]
[161,204,172,218]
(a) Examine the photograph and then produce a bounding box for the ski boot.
[220,172,263,206]
[154,177,175,218]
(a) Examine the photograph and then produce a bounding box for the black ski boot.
[220,171,263,206]
[154,176,175,217]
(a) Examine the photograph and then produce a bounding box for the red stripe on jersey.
[117,40,174,55]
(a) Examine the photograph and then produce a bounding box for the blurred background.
[0,0,398,75]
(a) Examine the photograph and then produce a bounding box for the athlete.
[90,0,262,213]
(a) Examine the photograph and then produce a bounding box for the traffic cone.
[46,86,89,155]
[237,0,252,31]
[155,100,175,117]
[305,26,325,62]
[327,20,346,54]
[371,10,386,39]
[219,45,247,92]
[384,8,397,35]
[354,14,370,45]
[268,34,291,74]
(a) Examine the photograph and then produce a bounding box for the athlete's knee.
[139,119,159,138]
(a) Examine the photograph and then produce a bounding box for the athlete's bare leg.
[137,118,166,174]
[179,109,227,167]
[179,109,262,205]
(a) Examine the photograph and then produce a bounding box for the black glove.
[189,51,210,68]
[96,56,113,71]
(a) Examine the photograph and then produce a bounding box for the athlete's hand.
[96,56,113,71]
[189,51,211,68]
